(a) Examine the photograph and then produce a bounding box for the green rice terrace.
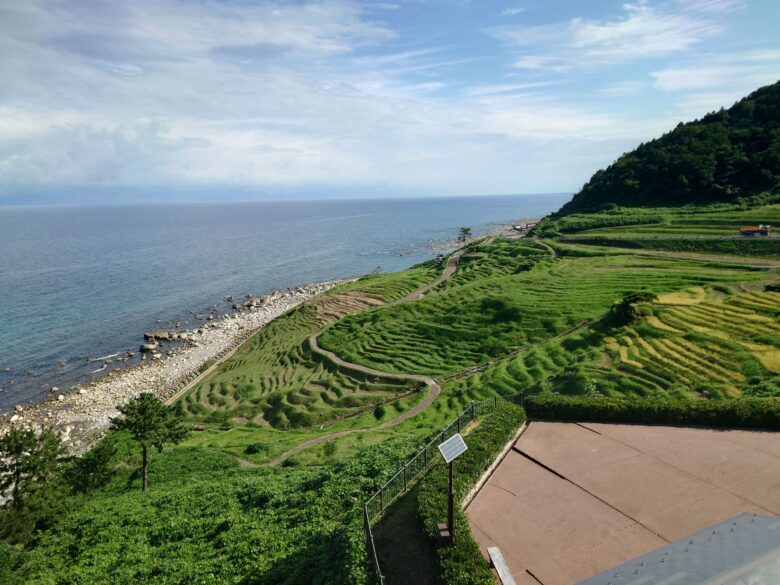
[317,238,775,381]
[177,264,439,428]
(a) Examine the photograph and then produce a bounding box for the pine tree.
[0,426,65,510]
[110,393,188,491]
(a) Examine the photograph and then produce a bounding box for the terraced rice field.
[603,288,780,398]
[177,265,440,428]
[318,240,767,378]
[178,235,777,440]
[567,203,780,237]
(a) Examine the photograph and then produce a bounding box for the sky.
[0,0,779,204]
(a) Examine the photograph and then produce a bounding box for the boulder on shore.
[144,330,171,341]
[140,341,159,352]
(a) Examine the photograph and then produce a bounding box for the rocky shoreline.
[0,279,346,455]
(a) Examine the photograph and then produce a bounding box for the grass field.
[318,240,770,379]
[177,264,440,428]
[532,201,780,238]
[175,233,778,467]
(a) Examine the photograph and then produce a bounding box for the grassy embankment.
[530,200,780,255]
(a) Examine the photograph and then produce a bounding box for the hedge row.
[559,237,780,257]
[416,404,526,585]
[523,394,780,429]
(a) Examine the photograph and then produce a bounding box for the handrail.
[362,392,527,584]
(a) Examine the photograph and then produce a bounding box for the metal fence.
[363,392,526,585]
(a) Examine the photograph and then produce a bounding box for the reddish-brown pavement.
[466,421,780,585]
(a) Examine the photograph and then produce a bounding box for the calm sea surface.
[0,194,569,410]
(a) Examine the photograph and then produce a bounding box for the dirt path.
[269,340,441,464]
[270,251,468,464]
[535,240,557,258]
[394,250,463,304]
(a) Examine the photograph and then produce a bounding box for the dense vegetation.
[3,432,422,585]
[558,81,780,214]
[524,394,780,429]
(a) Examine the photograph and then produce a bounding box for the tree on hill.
[0,426,68,543]
[558,80,780,214]
[611,292,658,325]
[110,393,188,491]
[0,426,65,511]
[458,227,472,242]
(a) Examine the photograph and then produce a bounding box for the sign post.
[438,433,468,544]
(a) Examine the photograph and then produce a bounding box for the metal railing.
[363,392,526,584]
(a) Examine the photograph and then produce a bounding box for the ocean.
[0,194,569,410]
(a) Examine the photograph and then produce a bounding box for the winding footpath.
[270,250,464,464]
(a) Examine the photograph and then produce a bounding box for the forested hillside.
[558,80,780,214]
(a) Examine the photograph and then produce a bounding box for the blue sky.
[1,0,779,203]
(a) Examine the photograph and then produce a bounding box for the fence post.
[424,445,428,466]
[380,489,384,516]
[471,402,476,421]
[494,396,498,408]
[457,415,461,433]
[403,465,407,491]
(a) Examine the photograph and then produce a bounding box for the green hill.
[559,80,780,214]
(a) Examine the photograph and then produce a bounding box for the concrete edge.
[462,420,529,510]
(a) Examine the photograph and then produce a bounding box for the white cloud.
[0,0,774,200]
[501,7,525,17]
[650,50,780,120]
[652,50,780,92]
[463,81,559,97]
[478,97,620,141]
[490,0,743,72]
[512,55,571,73]
[597,80,651,96]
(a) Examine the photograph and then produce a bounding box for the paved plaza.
[466,422,780,585]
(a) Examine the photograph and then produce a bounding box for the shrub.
[244,443,269,455]
[373,403,386,420]
[524,394,780,429]
[323,441,337,457]
[610,291,657,325]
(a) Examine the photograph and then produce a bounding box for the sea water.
[0,194,569,410]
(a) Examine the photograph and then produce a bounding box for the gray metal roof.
[576,513,780,585]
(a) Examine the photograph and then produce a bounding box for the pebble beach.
[0,280,346,454]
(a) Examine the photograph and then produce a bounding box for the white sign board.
[438,433,468,464]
